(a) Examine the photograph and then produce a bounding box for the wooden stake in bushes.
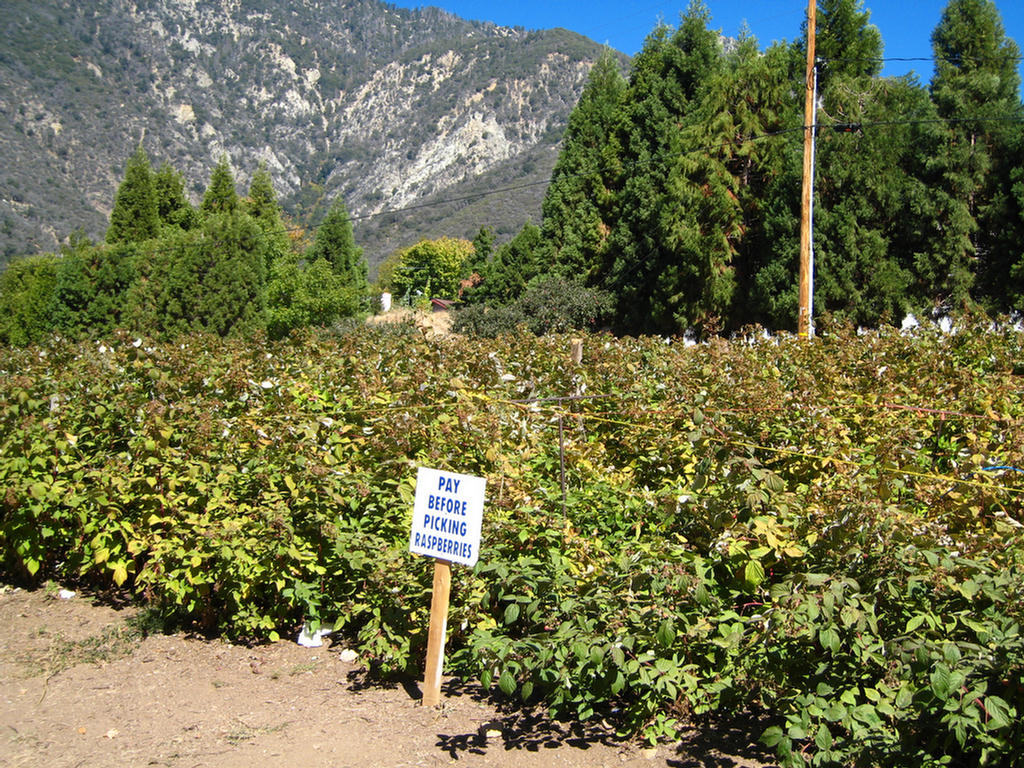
[570,337,584,365]
[422,558,451,707]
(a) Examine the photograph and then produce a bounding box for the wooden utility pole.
[798,0,817,339]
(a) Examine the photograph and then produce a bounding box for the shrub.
[453,275,612,337]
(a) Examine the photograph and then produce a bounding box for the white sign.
[409,466,486,567]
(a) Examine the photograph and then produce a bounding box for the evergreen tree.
[49,237,137,338]
[926,0,1023,310]
[541,49,626,279]
[467,226,494,276]
[153,162,198,231]
[129,212,266,339]
[265,255,363,340]
[475,223,546,305]
[106,144,159,245]
[601,2,726,334]
[1007,144,1024,310]
[0,253,59,345]
[813,0,883,87]
[802,4,923,325]
[691,36,798,330]
[307,197,364,288]
[200,155,239,217]
[929,0,1024,313]
[246,162,292,270]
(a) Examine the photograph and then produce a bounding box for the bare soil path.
[0,585,773,768]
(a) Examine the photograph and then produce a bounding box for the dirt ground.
[366,307,453,337]
[0,585,774,768]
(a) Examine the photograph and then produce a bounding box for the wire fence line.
[207,383,1024,498]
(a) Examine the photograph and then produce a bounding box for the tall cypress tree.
[601,1,725,335]
[692,35,798,330]
[475,222,545,305]
[153,162,198,231]
[926,0,1023,310]
[200,155,239,217]
[541,49,626,280]
[813,0,884,87]
[246,162,292,270]
[306,197,368,302]
[106,144,159,245]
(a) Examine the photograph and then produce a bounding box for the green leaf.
[819,627,840,653]
[498,670,516,696]
[610,671,625,695]
[111,562,129,586]
[984,695,1013,730]
[814,725,833,751]
[897,688,913,712]
[480,669,492,690]
[744,559,766,589]
[930,665,952,700]
[825,702,846,722]
[905,614,927,633]
[610,645,626,667]
[503,603,520,625]
[761,726,785,747]
[852,704,882,726]
[656,619,676,648]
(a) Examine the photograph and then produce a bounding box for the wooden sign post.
[422,559,451,707]
[408,466,486,707]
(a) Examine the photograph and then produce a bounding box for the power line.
[820,54,1024,66]
[817,114,1024,132]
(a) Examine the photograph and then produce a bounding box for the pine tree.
[200,155,239,217]
[50,237,136,337]
[106,144,159,245]
[475,223,545,305]
[601,1,726,334]
[691,36,798,330]
[153,162,198,231]
[802,3,922,325]
[540,49,626,279]
[926,0,1023,310]
[813,0,883,87]
[134,213,267,339]
[0,253,59,345]
[468,225,494,276]
[306,197,367,302]
[265,255,363,339]
[246,162,292,270]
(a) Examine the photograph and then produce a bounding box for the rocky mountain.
[0,0,621,272]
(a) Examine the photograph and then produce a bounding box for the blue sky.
[389,1,1024,83]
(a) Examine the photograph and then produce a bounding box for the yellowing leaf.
[111,562,128,586]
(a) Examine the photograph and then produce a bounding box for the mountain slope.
[0,0,621,271]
